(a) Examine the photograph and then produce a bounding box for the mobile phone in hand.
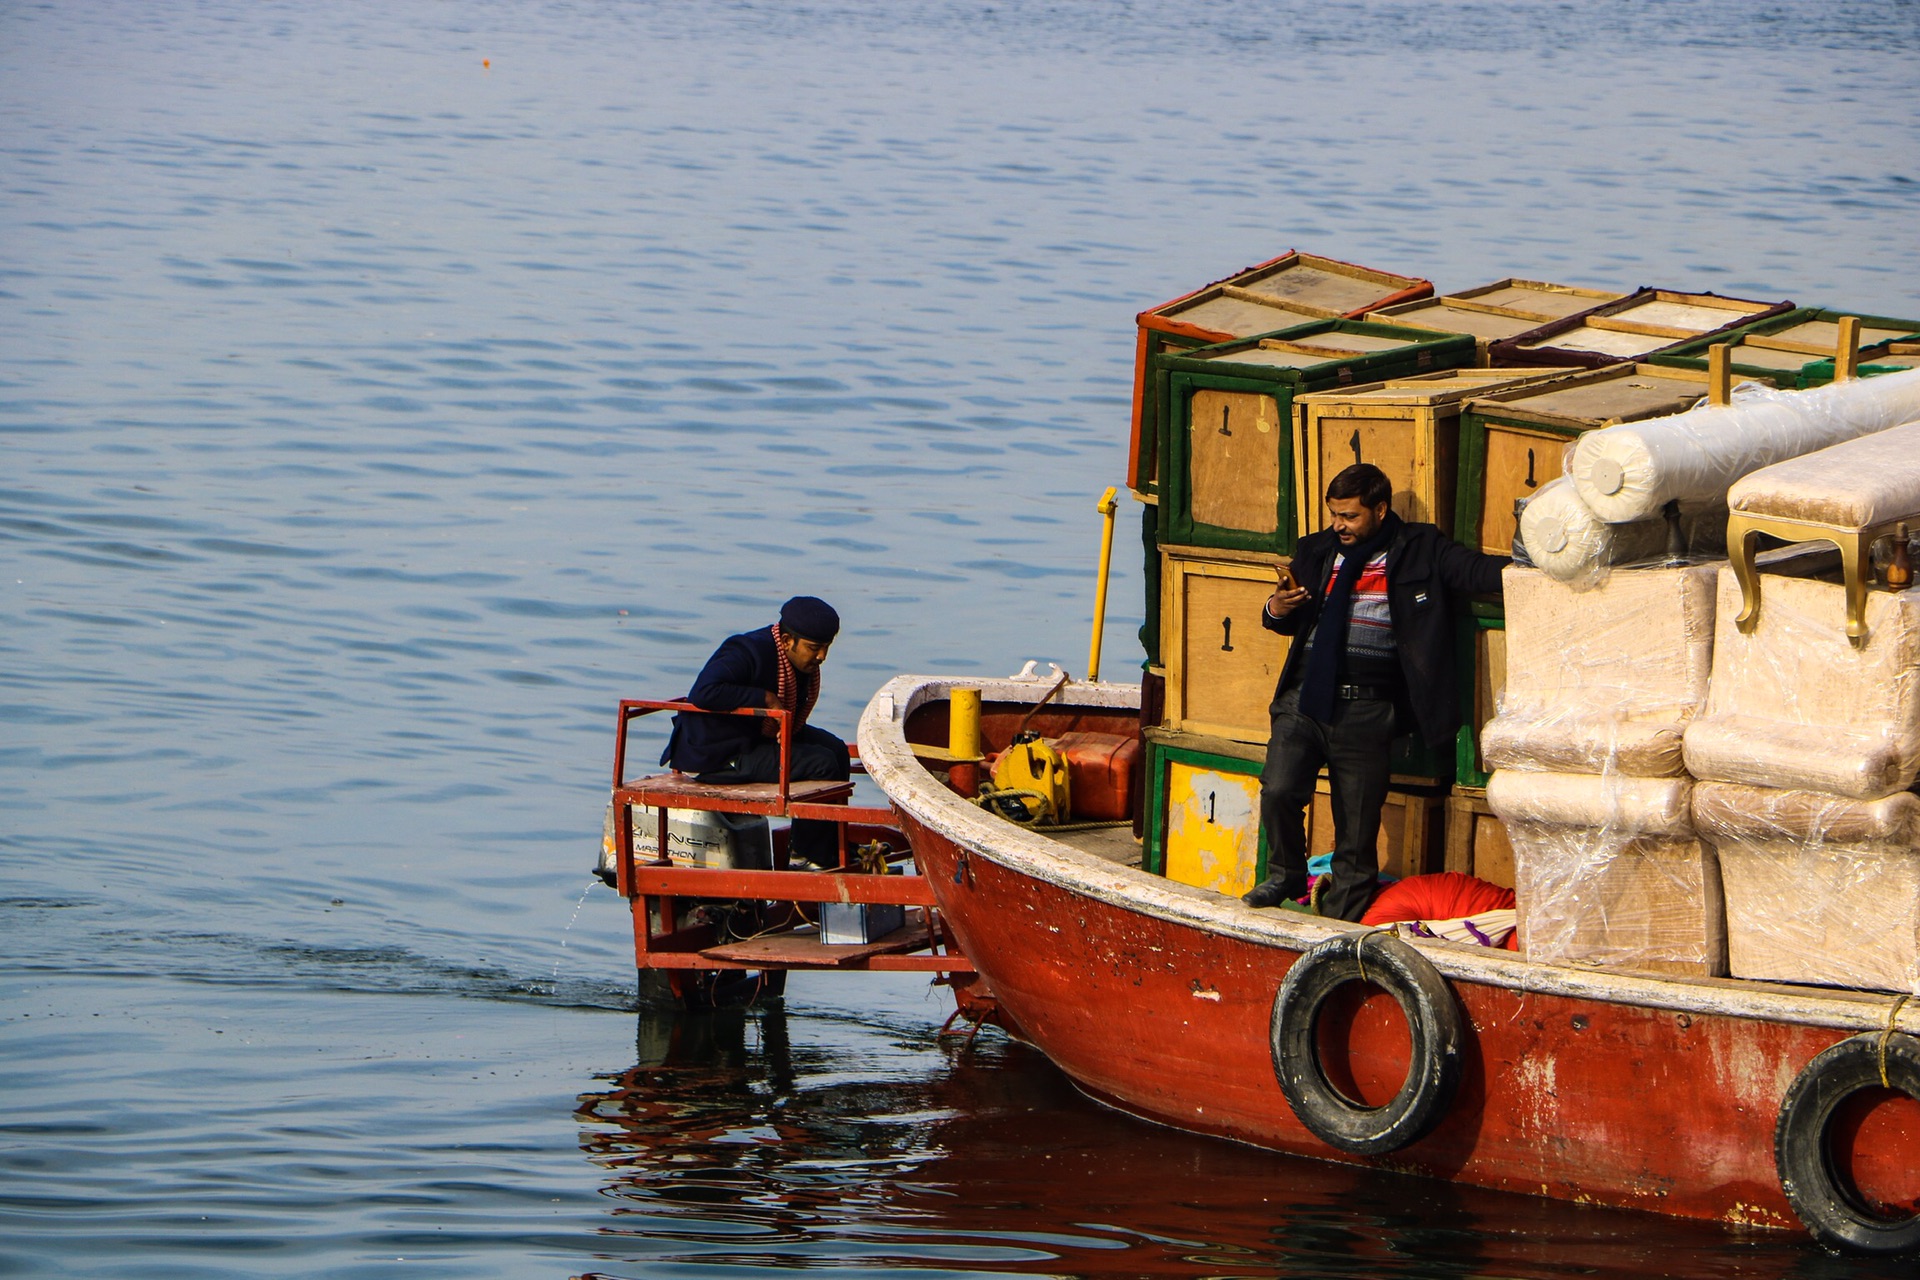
[1274,564,1297,592]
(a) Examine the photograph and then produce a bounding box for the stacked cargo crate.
[1128,252,1500,900]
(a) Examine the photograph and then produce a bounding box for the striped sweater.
[1299,548,1397,686]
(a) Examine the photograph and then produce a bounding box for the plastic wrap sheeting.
[1694,781,1920,993]
[1480,565,1717,776]
[1566,366,1920,524]
[1683,567,1920,799]
[1517,476,1727,586]
[1487,769,1725,975]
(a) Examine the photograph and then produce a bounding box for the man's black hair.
[1326,462,1392,509]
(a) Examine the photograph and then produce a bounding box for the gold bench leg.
[1728,515,1765,634]
[1841,531,1873,647]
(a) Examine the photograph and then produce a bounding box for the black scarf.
[1298,512,1401,722]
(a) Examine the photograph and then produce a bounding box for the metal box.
[819,901,906,945]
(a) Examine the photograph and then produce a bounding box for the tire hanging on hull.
[1269,931,1463,1156]
[1774,1030,1920,1256]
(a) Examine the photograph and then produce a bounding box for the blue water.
[4,2,1917,1275]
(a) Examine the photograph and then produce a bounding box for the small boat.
[855,673,1920,1256]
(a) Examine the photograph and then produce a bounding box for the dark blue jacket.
[1263,521,1506,748]
[661,626,783,774]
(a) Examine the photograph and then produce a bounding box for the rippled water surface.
[5,2,1918,1276]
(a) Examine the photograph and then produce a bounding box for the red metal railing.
[607,698,973,980]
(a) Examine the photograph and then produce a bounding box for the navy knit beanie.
[779,596,840,643]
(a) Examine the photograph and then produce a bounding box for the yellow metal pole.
[948,687,983,761]
[1088,486,1119,682]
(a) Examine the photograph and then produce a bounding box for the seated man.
[662,596,850,868]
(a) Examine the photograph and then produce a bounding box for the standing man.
[662,596,850,868]
[1242,464,1506,920]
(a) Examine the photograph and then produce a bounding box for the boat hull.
[860,675,1920,1236]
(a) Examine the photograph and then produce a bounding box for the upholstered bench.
[1725,418,1920,644]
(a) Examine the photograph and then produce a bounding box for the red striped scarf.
[766,623,819,737]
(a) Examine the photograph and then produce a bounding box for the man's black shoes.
[1242,876,1305,909]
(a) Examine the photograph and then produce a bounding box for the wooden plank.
[701,922,934,968]
[1305,781,1443,882]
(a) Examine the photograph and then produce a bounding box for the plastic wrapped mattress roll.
[1517,477,1726,585]
[1486,769,1695,837]
[1566,366,1920,524]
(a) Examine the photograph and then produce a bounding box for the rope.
[1880,993,1912,1090]
[1353,926,1395,987]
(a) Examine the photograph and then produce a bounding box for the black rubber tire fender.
[1774,1030,1920,1256]
[1268,930,1463,1156]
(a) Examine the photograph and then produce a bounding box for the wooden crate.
[1444,789,1515,889]
[1160,545,1292,744]
[1293,368,1580,539]
[1143,728,1447,894]
[1158,320,1476,555]
[1453,362,1768,556]
[1128,252,1433,495]
[1305,778,1447,882]
[1801,342,1920,387]
[1489,288,1793,370]
[1453,605,1507,788]
[1646,307,1920,389]
[1142,730,1269,896]
[1368,279,1624,365]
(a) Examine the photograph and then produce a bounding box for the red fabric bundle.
[1362,872,1521,950]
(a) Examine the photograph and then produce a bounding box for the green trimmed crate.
[1293,368,1582,541]
[1369,279,1625,366]
[1143,729,1270,897]
[1157,320,1475,556]
[1454,601,1507,789]
[1143,728,1447,897]
[1453,362,1767,558]
[1646,309,1920,389]
[1800,343,1920,385]
[1128,252,1433,497]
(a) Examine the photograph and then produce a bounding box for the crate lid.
[1158,289,1333,337]
[1761,316,1916,352]
[1612,291,1778,333]
[1296,367,1580,406]
[1234,254,1423,315]
[1369,299,1542,340]
[1470,365,1732,426]
[1519,324,1671,358]
[1449,279,1626,320]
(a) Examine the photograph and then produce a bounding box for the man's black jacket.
[661,625,783,774]
[1262,521,1507,749]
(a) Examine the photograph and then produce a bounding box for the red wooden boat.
[853,673,1920,1256]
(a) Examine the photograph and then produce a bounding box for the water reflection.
[576,1012,1891,1279]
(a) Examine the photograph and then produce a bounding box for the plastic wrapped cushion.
[1517,476,1726,586]
[1693,782,1920,993]
[1480,565,1717,776]
[1726,417,1920,527]
[1566,367,1920,524]
[1488,769,1724,975]
[1683,567,1920,798]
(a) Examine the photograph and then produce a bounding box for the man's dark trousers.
[696,724,850,867]
[1259,685,1396,922]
